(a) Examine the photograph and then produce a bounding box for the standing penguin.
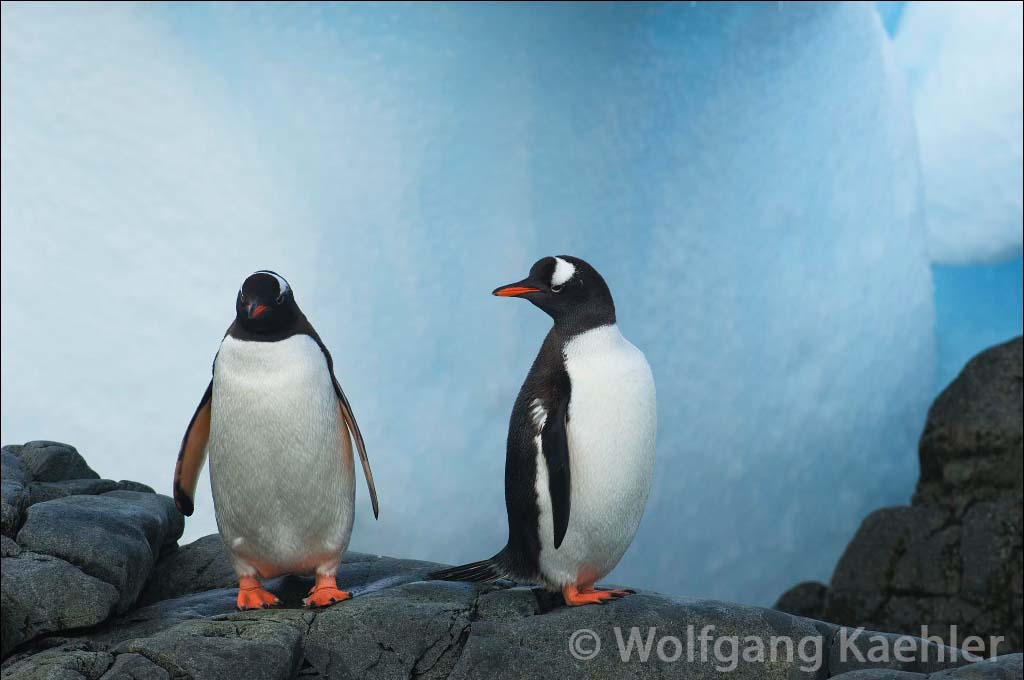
[173,270,379,610]
[432,256,656,605]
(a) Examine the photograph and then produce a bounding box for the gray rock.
[857,660,1024,680]
[139,533,442,605]
[780,338,1023,656]
[0,643,114,680]
[16,492,184,612]
[776,581,829,620]
[824,499,1021,656]
[12,442,99,484]
[1,451,30,538]
[98,653,169,679]
[476,586,539,620]
[7,552,1002,679]
[113,481,154,495]
[88,550,446,649]
[824,505,948,625]
[453,590,840,679]
[0,552,118,658]
[828,671,925,680]
[1,449,28,484]
[960,499,1023,615]
[1,534,21,557]
[130,580,982,680]
[929,653,1022,679]
[2,454,125,538]
[1,478,28,538]
[112,618,303,680]
[84,587,240,648]
[137,535,235,606]
[6,377,1020,680]
[915,337,1022,510]
[0,583,17,660]
[27,480,119,506]
[827,628,973,675]
[302,580,478,679]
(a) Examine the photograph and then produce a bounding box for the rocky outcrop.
[0,443,182,658]
[828,654,1021,679]
[0,452,1013,680]
[137,534,237,606]
[915,337,1023,510]
[776,337,1024,657]
[9,442,100,485]
[4,336,1021,680]
[5,533,1017,680]
[777,581,830,620]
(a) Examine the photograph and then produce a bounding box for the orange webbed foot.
[562,583,635,606]
[303,573,352,608]
[236,577,281,611]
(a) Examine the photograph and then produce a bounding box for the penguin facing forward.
[173,270,379,610]
[432,256,656,606]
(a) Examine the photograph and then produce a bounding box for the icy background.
[2,2,1020,606]
[892,0,1022,265]
[886,1,1024,390]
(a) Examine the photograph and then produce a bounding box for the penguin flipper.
[173,380,212,516]
[541,371,572,549]
[304,323,380,520]
[336,389,379,519]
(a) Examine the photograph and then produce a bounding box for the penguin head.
[492,256,615,328]
[235,270,298,333]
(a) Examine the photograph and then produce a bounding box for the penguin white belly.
[208,334,355,579]
[536,324,656,588]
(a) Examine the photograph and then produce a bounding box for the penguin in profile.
[173,270,379,610]
[432,256,656,605]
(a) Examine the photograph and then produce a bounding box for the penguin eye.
[551,284,563,293]
[276,292,285,305]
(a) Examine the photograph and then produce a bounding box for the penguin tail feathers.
[428,557,505,584]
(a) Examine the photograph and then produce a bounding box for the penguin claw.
[562,584,636,606]
[236,578,281,610]
[303,573,351,608]
[605,588,634,599]
[303,587,351,608]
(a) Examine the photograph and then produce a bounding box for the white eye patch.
[551,257,576,287]
[254,270,291,297]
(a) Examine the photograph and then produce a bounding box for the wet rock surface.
[776,337,1024,656]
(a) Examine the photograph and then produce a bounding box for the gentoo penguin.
[432,256,656,605]
[173,270,379,610]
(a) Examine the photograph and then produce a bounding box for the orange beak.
[493,285,540,297]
